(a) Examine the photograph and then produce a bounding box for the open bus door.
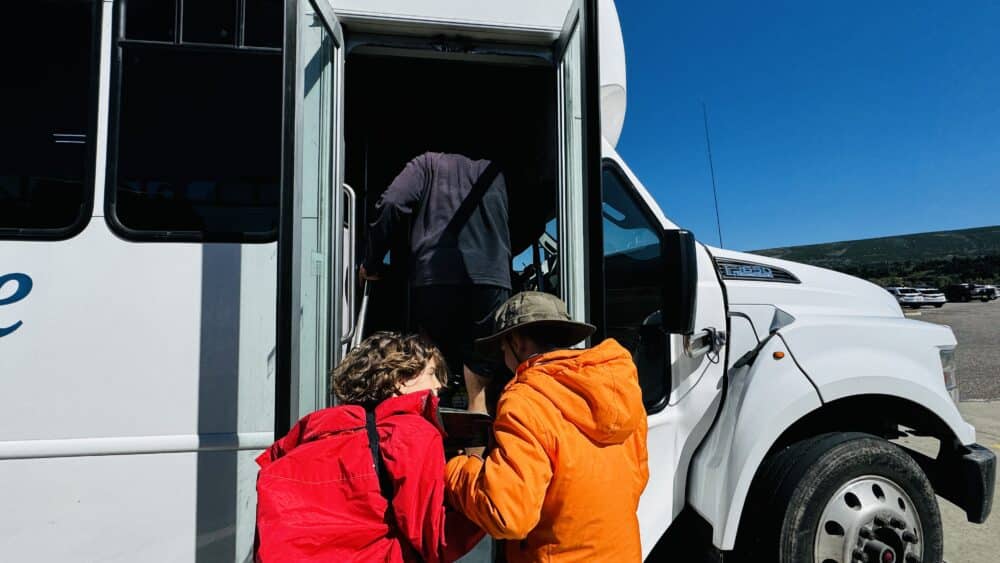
[275,0,345,436]
[275,0,604,440]
[556,0,605,339]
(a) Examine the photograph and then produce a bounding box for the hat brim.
[474,319,597,358]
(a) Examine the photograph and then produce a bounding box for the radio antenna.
[702,102,725,248]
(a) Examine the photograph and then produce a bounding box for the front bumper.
[914,442,997,523]
[955,443,997,523]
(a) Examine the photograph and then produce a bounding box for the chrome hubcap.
[814,476,923,563]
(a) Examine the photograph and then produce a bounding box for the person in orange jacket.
[445,292,650,562]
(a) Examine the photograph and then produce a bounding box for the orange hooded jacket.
[445,339,649,562]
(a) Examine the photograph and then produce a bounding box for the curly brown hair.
[331,332,448,405]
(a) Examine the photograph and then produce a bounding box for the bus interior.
[344,52,562,350]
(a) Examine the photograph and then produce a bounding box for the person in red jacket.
[255,332,483,562]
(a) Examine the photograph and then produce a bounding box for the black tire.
[733,432,944,563]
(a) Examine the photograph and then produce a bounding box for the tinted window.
[124,0,281,48]
[601,164,668,410]
[0,1,97,237]
[125,0,175,41]
[111,2,282,241]
[245,0,282,48]
[183,0,237,45]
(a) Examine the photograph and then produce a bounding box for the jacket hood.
[258,390,442,467]
[515,339,642,446]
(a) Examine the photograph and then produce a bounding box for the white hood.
[710,247,903,320]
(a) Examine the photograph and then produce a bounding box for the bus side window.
[125,0,281,47]
[244,0,282,48]
[601,162,670,412]
[0,1,98,240]
[107,0,283,242]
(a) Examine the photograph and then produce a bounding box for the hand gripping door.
[276,0,345,436]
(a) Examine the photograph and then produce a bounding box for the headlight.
[940,348,959,405]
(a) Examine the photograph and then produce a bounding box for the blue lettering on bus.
[0,273,32,338]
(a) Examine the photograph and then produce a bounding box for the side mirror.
[660,229,698,335]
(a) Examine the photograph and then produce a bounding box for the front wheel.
[735,432,943,563]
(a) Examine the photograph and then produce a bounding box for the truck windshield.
[0,1,97,234]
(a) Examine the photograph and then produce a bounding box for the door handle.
[351,281,372,350]
[684,327,726,358]
[341,183,358,345]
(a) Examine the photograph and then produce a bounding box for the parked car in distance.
[916,288,946,308]
[945,283,993,303]
[887,286,925,308]
[977,284,998,301]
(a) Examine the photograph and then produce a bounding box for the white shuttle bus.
[1,1,993,561]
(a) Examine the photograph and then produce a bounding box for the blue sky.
[614,1,1000,251]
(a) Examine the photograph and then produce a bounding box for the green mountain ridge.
[752,225,1000,286]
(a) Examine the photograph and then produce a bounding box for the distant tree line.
[832,254,1000,288]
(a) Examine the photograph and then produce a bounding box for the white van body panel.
[711,248,973,445]
[688,335,822,549]
[596,0,627,147]
[0,227,276,562]
[688,248,975,550]
[602,141,728,557]
[778,316,973,444]
[711,248,903,319]
[636,243,728,558]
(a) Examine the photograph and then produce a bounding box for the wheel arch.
[688,322,976,551]
[728,393,968,553]
[702,390,965,551]
[766,393,960,454]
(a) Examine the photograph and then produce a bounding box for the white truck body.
[0,1,992,561]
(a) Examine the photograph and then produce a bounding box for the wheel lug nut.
[859,527,873,539]
[903,531,918,544]
[874,516,888,527]
[853,548,867,561]
[890,518,907,529]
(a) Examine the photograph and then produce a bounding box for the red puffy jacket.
[255,390,482,562]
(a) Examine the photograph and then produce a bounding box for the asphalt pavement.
[900,301,999,561]
[898,402,1000,563]
[908,301,1000,401]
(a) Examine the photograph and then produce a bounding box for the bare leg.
[463,365,490,414]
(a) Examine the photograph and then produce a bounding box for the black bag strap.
[367,408,426,563]
[365,408,395,503]
[442,160,502,242]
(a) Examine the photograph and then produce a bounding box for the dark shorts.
[412,284,510,381]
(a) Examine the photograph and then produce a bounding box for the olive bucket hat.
[475,291,596,357]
